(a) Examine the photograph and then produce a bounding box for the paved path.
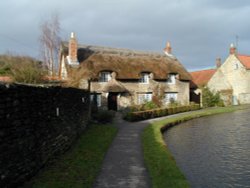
[93,114,152,188]
[93,111,197,188]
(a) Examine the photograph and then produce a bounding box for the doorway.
[108,92,118,111]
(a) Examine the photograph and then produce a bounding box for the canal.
[163,109,250,188]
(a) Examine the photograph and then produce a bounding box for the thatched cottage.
[208,44,250,105]
[59,33,191,110]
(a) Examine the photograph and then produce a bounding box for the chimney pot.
[164,41,172,54]
[230,43,237,55]
[216,58,221,68]
[71,32,75,38]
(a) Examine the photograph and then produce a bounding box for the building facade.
[59,33,191,110]
[208,44,250,105]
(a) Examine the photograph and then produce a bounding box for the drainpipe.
[87,79,91,122]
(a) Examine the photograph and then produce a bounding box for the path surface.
[93,112,195,188]
[93,114,151,188]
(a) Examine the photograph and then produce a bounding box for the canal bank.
[142,105,249,188]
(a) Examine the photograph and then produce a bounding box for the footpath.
[93,112,191,188]
[93,113,151,188]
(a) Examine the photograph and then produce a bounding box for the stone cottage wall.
[0,83,89,188]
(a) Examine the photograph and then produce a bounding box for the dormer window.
[139,73,150,84]
[99,71,111,82]
[167,74,176,84]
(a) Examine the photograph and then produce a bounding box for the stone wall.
[0,83,89,188]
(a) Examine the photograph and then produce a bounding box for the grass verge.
[26,125,117,188]
[142,105,249,188]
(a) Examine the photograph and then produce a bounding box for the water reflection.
[164,109,250,188]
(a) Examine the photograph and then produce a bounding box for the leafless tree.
[39,14,61,76]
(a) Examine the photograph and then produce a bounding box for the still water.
[164,109,250,188]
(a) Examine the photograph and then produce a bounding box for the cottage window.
[99,72,111,82]
[139,73,150,84]
[167,74,176,84]
[164,92,177,104]
[234,63,239,70]
[138,93,152,104]
[90,93,101,107]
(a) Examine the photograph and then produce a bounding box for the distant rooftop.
[190,69,216,88]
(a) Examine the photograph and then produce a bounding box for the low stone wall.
[0,83,89,188]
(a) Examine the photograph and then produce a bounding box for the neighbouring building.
[190,68,217,104]
[59,33,191,110]
[208,44,250,105]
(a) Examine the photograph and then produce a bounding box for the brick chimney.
[229,43,237,55]
[216,58,221,69]
[68,32,78,63]
[164,41,172,55]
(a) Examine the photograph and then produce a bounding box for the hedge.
[124,104,200,121]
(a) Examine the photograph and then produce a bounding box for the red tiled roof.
[237,54,250,69]
[0,76,12,83]
[190,69,216,88]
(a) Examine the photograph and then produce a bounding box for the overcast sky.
[1,0,250,71]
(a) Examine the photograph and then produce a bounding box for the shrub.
[202,86,224,107]
[92,110,115,123]
[124,104,201,122]
[0,63,11,75]
[142,101,158,110]
[0,54,45,83]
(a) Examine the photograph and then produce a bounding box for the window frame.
[164,92,178,104]
[234,62,239,70]
[167,73,176,84]
[99,71,111,82]
[90,93,102,107]
[138,92,152,104]
[139,73,150,84]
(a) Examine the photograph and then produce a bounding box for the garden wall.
[0,83,89,188]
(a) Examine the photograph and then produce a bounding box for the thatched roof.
[103,79,128,93]
[61,42,191,81]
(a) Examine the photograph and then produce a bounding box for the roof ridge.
[190,69,216,73]
[62,41,168,58]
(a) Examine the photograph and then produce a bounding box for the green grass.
[142,105,249,188]
[27,125,117,188]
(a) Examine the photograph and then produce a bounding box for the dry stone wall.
[0,83,89,188]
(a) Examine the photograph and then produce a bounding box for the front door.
[232,95,238,105]
[108,93,118,111]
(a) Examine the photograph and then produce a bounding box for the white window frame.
[164,92,177,104]
[90,93,102,107]
[234,62,239,70]
[167,74,176,84]
[139,73,150,84]
[138,93,152,104]
[99,72,111,82]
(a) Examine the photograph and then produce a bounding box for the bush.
[142,101,158,110]
[92,110,115,123]
[124,104,201,122]
[202,86,224,107]
[0,54,45,83]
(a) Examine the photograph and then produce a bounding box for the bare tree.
[39,14,61,76]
